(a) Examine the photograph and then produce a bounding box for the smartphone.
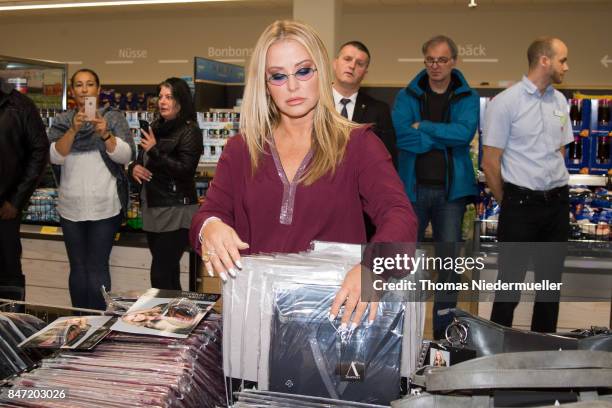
[84,96,97,121]
[139,119,150,133]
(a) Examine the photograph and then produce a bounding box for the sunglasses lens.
[295,68,314,81]
[269,74,287,86]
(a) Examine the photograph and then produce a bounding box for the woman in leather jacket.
[128,77,203,290]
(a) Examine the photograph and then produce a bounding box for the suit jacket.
[352,90,397,168]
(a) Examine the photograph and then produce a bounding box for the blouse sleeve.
[189,135,244,255]
[356,128,418,243]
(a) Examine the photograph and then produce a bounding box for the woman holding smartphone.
[128,78,203,290]
[48,68,135,310]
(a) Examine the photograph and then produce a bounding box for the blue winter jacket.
[392,69,479,202]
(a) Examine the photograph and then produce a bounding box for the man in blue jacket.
[393,35,479,339]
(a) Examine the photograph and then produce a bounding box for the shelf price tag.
[40,226,59,235]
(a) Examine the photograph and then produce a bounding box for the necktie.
[340,98,351,119]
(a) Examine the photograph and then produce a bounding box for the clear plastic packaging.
[223,242,426,405]
[266,283,404,405]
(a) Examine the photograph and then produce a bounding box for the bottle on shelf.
[568,99,582,164]
[596,99,610,164]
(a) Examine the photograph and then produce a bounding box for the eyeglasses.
[424,57,452,67]
[267,67,318,86]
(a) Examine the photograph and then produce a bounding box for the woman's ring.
[202,248,216,263]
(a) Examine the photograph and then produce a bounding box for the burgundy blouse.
[190,126,417,255]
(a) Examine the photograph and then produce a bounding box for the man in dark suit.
[333,41,398,239]
[333,41,397,167]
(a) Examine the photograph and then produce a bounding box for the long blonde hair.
[240,19,359,185]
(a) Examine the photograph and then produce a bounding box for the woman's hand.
[131,164,152,184]
[329,264,379,330]
[200,219,249,282]
[140,127,157,152]
[91,112,108,138]
[71,108,87,132]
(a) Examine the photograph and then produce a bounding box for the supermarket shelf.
[197,161,218,172]
[477,171,608,187]
[21,223,62,237]
[568,174,608,187]
[20,223,149,248]
[202,138,228,146]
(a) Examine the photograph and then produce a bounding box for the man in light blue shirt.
[482,37,572,333]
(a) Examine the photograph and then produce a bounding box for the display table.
[20,224,197,307]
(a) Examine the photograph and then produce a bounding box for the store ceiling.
[345,0,612,8]
[0,0,292,16]
[0,0,609,14]
[0,0,290,13]
[357,0,611,4]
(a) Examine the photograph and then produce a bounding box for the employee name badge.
[554,109,568,126]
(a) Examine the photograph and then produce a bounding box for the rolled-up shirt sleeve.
[49,142,66,165]
[107,137,133,165]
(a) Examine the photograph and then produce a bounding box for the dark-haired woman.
[48,68,135,310]
[128,78,203,290]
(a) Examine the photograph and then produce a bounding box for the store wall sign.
[601,55,611,68]
[208,46,253,59]
[194,57,245,83]
[118,48,148,59]
[458,43,487,57]
[399,43,493,64]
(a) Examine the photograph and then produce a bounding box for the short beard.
[551,73,564,84]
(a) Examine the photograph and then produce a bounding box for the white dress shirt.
[50,138,132,222]
[483,76,573,191]
[332,88,358,121]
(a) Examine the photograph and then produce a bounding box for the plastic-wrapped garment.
[268,283,404,405]
[234,389,389,407]
[224,252,350,383]
[224,244,426,388]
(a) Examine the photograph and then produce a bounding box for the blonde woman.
[190,20,417,328]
